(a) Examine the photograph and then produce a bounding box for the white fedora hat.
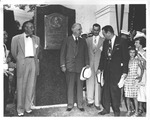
[134,31,146,39]
[97,70,104,86]
[80,66,92,81]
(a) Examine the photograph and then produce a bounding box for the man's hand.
[96,69,101,75]
[8,62,16,68]
[136,76,142,83]
[85,65,90,68]
[61,66,66,72]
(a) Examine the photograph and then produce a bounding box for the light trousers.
[17,58,36,114]
[86,68,101,106]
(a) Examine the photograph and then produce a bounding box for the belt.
[25,56,34,58]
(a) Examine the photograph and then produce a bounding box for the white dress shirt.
[24,33,34,57]
[111,35,116,49]
[72,34,78,41]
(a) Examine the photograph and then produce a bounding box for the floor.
[4,98,146,117]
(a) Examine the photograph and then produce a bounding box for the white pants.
[86,69,102,106]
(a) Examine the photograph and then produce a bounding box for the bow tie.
[26,35,33,38]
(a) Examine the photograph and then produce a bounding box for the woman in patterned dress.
[134,36,146,116]
[124,47,143,116]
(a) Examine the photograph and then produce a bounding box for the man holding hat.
[86,23,104,110]
[98,25,129,116]
[60,23,89,112]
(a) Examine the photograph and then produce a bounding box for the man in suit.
[86,23,104,110]
[60,23,89,112]
[98,25,129,116]
[11,21,40,116]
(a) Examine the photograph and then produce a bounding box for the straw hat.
[134,31,146,39]
[121,30,130,35]
[80,66,92,80]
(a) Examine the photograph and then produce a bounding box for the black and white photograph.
[1,0,149,118]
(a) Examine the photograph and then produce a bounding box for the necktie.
[107,39,112,60]
[93,36,97,45]
[75,37,78,44]
[94,38,96,44]
[93,37,97,54]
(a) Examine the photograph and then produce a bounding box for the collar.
[72,34,78,40]
[111,35,116,42]
[93,35,100,39]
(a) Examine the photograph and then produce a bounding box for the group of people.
[60,23,146,117]
[3,20,146,117]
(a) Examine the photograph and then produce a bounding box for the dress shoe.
[98,110,109,115]
[94,105,101,110]
[114,111,120,116]
[114,113,120,116]
[26,110,32,114]
[66,108,72,111]
[78,108,85,112]
[18,112,24,117]
[87,103,93,107]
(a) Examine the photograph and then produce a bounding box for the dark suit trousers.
[4,74,9,112]
[102,62,121,114]
[66,71,83,108]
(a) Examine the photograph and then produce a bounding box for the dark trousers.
[102,63,121,115]
[4,74,9,113]
[66,71,83,108]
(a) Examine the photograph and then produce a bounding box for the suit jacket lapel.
[70,36,76,48]
[19,34,25,55]
[70,36,78,56]
[89,37,93,51]
[111,36,120,56]
[32,36,36,56]
[96,36,103,51]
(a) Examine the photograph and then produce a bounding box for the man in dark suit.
[60,23,89,112]
[98,25,129,116]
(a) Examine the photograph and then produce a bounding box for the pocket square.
[35,44,38,48]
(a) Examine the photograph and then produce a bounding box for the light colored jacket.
[86,36,104,72]
[11,33,40,76]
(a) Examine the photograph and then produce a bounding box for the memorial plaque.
[44,13,68,49]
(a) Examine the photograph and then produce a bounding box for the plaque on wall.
[44,13,68,49]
